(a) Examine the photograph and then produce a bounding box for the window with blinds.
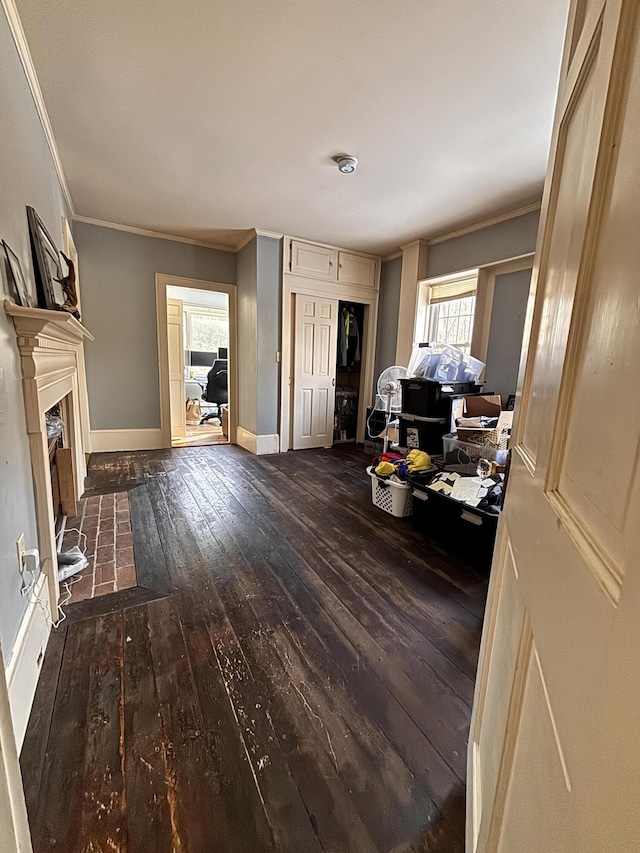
[425,275,478,355]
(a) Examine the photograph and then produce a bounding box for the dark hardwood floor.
[20,444,487,853]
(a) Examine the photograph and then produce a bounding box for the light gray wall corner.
[236,236,258,435]
[426,210,540,279]
[373,256,403,399]
[484,269,532,404]
[73,221,235,431]
[0,2,70,652]
[256,236,282,437]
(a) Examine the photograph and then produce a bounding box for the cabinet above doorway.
[288,239,379,290]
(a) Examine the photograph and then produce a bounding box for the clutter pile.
[443,393,513,473]
[367,449,436,518]
[373,449,433,482]
[407,343,484,384]
[425,471,505,514]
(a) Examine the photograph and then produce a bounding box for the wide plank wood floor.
[20,444,487,853]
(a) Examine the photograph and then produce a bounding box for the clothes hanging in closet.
[338,304,361,368]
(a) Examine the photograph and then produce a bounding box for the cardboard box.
[450,395,513,446]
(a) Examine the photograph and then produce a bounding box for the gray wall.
[236,237,258,434]
[484,269,532,404]
[0,4,70,653]
[256,236,282,435]
[73,221,235,430]
[235,235,282,437]
[374,256,402,396]
[426,210,540,278]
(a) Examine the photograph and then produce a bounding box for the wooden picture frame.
[2,240,34,307]
[26,206,64,309]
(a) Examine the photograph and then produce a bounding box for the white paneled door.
[468,2,640,852]
[292,295,338,450]
[167,298,186,439]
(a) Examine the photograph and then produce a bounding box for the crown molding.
[72,216,238,252]
[399,237,429,252]
[255,229,284,241]
[382,250,403,262]
[427,200,542,246]
[3,0,75,216]
[213,228,283,252]
[235,229,258,251]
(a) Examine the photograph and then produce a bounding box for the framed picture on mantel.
[27,206,65,310]
[2,240,34,307]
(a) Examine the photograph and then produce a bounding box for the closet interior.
[334,300,365,444]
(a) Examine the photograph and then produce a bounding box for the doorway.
[283,282,378,451]
[290,295,369,451]
[155,274,238,449]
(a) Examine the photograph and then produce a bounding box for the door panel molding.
[469,2,640,850]
[483,615,533,852]
[292,294,338,450]
[281,275,379,451]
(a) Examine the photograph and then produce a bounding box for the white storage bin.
[367,467,413,517]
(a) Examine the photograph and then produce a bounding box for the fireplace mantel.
[5,300,94,616]
[4,300,93,347]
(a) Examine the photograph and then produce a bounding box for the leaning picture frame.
[26,206,64,309]
[2,240,34,307]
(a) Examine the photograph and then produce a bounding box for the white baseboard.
[6,572,51,752]
[90,428,162,452]
[236,427,279,455]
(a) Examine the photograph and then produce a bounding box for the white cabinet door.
[292,295,338,449]
[338,251,376,288]
[167,298,186,438]
[468,3,640,852]
[291,241,338,280]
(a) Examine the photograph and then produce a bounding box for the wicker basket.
[456,425,510,449]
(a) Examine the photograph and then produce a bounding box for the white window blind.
[429,276,478,304]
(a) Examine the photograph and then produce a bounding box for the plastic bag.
[45,415,64,441]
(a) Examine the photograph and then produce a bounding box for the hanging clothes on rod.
[338,303,361,368]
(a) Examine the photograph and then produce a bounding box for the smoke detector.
[335,155,358,174]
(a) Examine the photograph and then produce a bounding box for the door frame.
[155,273,238,448]
[280,275,379,451]
[0,645,33,852]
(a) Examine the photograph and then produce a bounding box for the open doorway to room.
[155,274,238,449]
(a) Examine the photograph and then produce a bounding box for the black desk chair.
[199,359,228,425]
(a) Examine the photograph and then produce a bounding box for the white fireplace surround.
[4,301,93,616]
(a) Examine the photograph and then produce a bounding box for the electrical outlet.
[16,534,25,573]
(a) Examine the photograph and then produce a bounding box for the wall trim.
[427,200,542,246]
[236,426,257,453]
[236,427,279,455]
[235,230,258,251]
[2,0,75,215]
[73,216,238,252]
[90,428,162,452]
[255,229,284,241]
[382,249,403,262]
[6,571,51,751]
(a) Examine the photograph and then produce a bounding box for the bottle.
[476,458,492,479]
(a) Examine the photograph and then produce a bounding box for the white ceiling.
[15,0,568,255]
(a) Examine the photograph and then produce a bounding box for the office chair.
[199,359,228,425]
